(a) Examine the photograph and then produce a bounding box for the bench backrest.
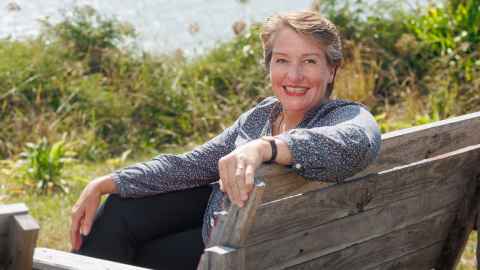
[199,111,480,270]
[0,203,39,270]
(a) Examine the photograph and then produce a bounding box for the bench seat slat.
[282,212,452,270]
[365,241,444,270]
[248,144,480,246]
[362,111,480,178]
[257,111,480,203]
[33,248,151,270]
[7,214,39,270]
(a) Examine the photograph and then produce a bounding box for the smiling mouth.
[283,86,309,96]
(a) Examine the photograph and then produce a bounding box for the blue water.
[0,0,314,55]
[0,0,425,56]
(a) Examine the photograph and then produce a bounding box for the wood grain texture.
[359,111,480,178]
[33,248,151,270]
[257,167,333,203]
[281,210,455,270]
[364,241,444,270]
[478,211,480,270]
[256,111,480,203]
[245,193,461,270]
[248,144,480,246]
[199,180,264,269]
[197,246,245,270]
[7,214,39,270]
[207,179,265,248]
[436,173,480,269]
[0,203,29,267]
[197,113,480,270]
[0,203,28,235]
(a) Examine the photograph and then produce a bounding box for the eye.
[304,58,317,64]
[275,58,288,64]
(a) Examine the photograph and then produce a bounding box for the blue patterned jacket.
[112,96,382,244]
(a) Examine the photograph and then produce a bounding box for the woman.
[70,11,381,270]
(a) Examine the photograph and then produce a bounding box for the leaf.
[49,140,65,164]
[120,149,131,162]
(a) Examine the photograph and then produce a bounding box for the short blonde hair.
[260,11,342,96]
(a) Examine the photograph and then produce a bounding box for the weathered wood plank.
[0,203,28,235]
[248,144,480,246]
[280,210,454,270]
[33,248,151,270]
[0,203,29,266]
[256,111,480,203]
[207,179,265,248]
[0,235,6,267]
[478,211,480,270]
[245,190,461,270]
[358,110,480,178]
[364,241,444,270]
[436,173,480,269]
[197,246,245,270]
[257,168,332,203]
[7,214,39,270]
[199,180,264,269]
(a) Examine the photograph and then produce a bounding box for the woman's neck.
[276,110,304,134]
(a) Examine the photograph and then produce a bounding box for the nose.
[286,63,304,82]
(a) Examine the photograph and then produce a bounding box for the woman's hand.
[218,139,271,207]
[70,175,116,251]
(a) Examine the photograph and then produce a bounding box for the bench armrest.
[33,248,151,270]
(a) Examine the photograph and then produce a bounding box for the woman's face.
[269,26,334,115]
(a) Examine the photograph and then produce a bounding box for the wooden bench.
[5,111,479,270]
[198,111,480,270]
[0,203,39,270]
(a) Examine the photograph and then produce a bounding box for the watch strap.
[261,136,277,163]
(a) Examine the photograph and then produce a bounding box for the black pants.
[76,185,212,270]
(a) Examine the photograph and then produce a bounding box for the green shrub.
[173,25,268,141]
[19,137,75,193]
[0,6,269,160]
[1,2,479,162]
[407,0,480,113]
[40,5,136,73]
[409,0,479,58]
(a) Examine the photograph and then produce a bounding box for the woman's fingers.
[70,204,84,251]
[235,158,247,206]
[244,163,255,195]
[218,139,266,207]
[69,181,102,251]
[219,156,244,207]
[219,140,264,207]
[81,198,97,236]
[219,158,232,199]
[226,157,241,206]
[219,179,224,192]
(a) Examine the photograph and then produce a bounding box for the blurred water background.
[0,0,315,56]
[0,0,425,56]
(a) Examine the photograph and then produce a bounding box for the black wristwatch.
[260,136,277,163]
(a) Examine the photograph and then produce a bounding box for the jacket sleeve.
[277,104,381,182]
[112,117,242,198]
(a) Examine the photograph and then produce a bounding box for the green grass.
[459,233,477,269]
[0,160,107,250]
[0,145,190,251]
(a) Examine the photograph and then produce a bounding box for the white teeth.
[284,86,308,93]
